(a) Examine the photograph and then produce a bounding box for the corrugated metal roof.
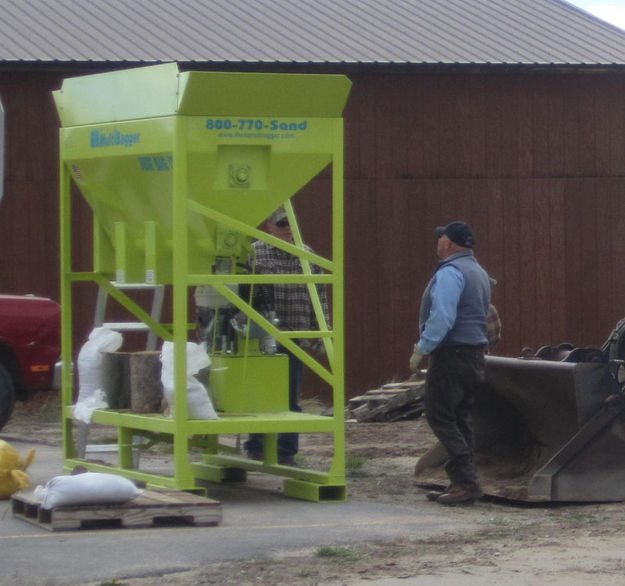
[1,0,624,65]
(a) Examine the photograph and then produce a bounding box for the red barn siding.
[2,66,625,401]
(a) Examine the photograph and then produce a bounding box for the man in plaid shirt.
[244,206,330,466]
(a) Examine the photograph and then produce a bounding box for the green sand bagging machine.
[55,64,351,501]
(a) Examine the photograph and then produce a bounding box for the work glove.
[409,347,424,373]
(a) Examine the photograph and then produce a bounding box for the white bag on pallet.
[35,472,142,509]
[159,341,218,420]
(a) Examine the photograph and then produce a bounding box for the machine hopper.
[54,63,351,283]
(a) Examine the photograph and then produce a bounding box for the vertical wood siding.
[2,67,625,400]
[340,70,625,397]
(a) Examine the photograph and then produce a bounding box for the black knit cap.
[435,221,476,248]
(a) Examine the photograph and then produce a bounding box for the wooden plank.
[563,181,585,344]
[577,179,601,343]
[483,179,505,335]
[438,75,472,177]
[484,75,517,177]
[347,379,425,422]
[577,77,597,177]
[607,75,625,175]
[12,489,221,531]
[518,178,537,348]
[501,179,521,353]
[468,75,487,178]
[548,78,566,175]
[533,179,552,344]
[401,75,425,177]
[548,180,567,345]
[421,75,440,174]
[562,76,581,176]
[380,381,423,390]
[529,75,551,177]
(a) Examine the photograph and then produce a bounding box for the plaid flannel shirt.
[250,240,330,338]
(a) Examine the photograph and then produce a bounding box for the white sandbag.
[73,327,123,423]
[160,341,217,420]
[72,389,109,423]
[186,378,218,419]
[34,472,142,510]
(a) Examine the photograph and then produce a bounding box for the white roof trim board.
[1,0,625,66]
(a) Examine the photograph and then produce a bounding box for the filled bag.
[160,341,217,419]
[73,327,123,423]
[34,472,142,509]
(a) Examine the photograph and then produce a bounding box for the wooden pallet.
[12,488,222,531]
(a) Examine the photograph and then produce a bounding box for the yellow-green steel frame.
[58,88,347,502]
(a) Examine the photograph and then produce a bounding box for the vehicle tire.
[0,362,15,430]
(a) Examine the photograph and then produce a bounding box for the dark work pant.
[244,346,303,458]
[424,344,486,494]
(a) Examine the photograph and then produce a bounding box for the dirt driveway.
[4,392,625,585]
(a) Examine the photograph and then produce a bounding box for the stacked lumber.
[346,379,425,423]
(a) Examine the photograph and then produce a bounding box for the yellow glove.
[410,347,424,372]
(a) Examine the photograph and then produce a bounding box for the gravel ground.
[4,391,625,586]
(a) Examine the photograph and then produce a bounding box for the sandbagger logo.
[91,128,140,148]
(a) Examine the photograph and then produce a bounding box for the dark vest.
[420,251,490,347]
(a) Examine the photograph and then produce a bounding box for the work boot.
[436,485,479,506]
[425,485,451,502]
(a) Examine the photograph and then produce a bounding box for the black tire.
[0,362,15,430]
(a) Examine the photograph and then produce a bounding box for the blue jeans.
[244,346,303,459]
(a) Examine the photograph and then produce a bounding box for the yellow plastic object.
[56,64,351,502]
[0,440,35,499]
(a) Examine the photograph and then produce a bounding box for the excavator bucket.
[415,334,625,502]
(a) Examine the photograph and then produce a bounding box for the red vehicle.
[0,294,61,429]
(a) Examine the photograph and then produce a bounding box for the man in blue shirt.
[410,221,491,505]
